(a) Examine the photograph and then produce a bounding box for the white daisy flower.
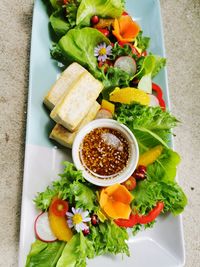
[94,42,112,62]
[66,207,91,233]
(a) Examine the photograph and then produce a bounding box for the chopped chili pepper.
[114,202,164,228]
[122,11,129,16]
[152,83,166,110]
[51,198,69,217]
[97,28,110,37]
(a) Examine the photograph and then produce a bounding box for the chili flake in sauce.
[80,128,130,177]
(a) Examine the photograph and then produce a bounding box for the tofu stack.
[44,62,102,148]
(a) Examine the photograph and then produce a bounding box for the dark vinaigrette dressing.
[80,127,130,177]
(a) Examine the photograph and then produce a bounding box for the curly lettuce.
[34,162,98,212]
[116,104,179,152]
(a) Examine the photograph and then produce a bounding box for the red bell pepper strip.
[137,202,164,224]
[114,202,164,228]
[152,83,166,110]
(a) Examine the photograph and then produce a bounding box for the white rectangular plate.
[18,0,185,266]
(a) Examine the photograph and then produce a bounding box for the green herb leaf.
[135,31,150,52]
[66,0,81,27]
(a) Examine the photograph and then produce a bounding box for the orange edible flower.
[99,184,133,219]
[112,15,140,43]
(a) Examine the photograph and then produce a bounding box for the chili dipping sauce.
[80,127,130,177]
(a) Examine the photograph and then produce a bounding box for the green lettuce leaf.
[56,233,94,267]
[25,240,65,267]
[135,54,166,92]
[132,179,187,216]
[57,222,129,267]
[69,182,98,211]
[34,162,98,212]
[147,149,181,181]
[50,10,71,38]
[152,56,167,78]
[102,67,132,98]
[55,27,110,77]
[49,0,62,10]
[132,148,187,216]
[116,104,179,152]
[135,31,150,52]
[88,221,129,256]
[76,0,124,26]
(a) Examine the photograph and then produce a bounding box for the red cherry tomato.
[51,199,69,217]
[122,176,137,191]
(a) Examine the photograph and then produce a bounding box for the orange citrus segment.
[48,197,73,242]
[110,87,150,105]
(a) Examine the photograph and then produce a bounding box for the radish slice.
[114,56,137,76]
[149,94,159,107]
[96,108,113,119]
[34,212,57,243]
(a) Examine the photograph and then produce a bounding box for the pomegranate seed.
[91,15,99,25]
[137,165,147,174]
[82,228,90,236]
[91,214,99,226]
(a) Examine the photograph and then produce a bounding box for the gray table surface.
[0,0,199,266]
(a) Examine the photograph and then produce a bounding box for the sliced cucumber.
[114,56,137,76]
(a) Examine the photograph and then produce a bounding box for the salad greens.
[50,10,71,38]
[132,148,187,215]
[115,104,178,152]
[29,160,187,266]
[26,222,129,267]
[76,0,124,26]
[35,162,98,212]
[136,55,166,92]
[51,27,110,77]
[66,0,81,27]
[147,149,181,181]
[135,31,150,52]
[25,240,65,267]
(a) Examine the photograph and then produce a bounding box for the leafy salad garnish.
[116,104,178,152]
[25,0,187,266]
